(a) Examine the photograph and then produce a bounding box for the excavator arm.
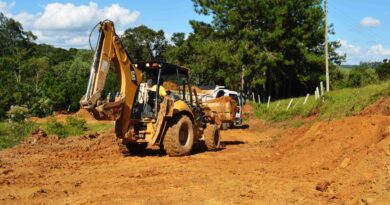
[80,20,142,138]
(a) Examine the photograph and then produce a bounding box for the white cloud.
[33,2,101,31]
[368,44,390,56]
[360,17,381,28]
[3,1,140,48]
[0,1,15,13]
[104,4,140,26]
[13,12,34,26]
[65,36,90,47]
[337,40,390,64]
[338,40,362,56]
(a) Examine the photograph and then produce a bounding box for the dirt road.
[1,102,390,204]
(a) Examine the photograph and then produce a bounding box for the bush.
[29,96,53,117]
[0,121,37,149]
[66,116,87,131]
[46,118,68,138]
[6,105,29,122]
[345,67,378,88]
[46,116,87,138]
[376,62,390,81]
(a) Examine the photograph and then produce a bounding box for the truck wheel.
[204,124,221,151]
[163,115,194,157]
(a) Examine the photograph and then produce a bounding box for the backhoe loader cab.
[133,61,193,120]
[80,20,220,156]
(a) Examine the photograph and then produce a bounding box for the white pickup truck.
[199,86,243,129]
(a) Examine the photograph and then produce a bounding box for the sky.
[0,0,389,65]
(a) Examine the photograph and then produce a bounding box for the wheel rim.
[179,123,189,146]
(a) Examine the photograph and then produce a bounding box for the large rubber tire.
[163,115,194,157]
[204,124,221,151]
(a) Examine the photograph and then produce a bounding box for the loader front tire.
[163,115,194,157]
[204,124,220,151]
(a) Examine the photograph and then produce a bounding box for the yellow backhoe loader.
[80,20,220,156]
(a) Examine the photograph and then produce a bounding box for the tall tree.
[121,25,168,62]
[169,0,344,98]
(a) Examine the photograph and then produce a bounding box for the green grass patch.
[0,121,37,149]
[88,123,113,133]
[0,116,113,150]
[42,116,87,138]
[254,81,390,123]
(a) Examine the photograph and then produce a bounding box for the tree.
[0,12,36,55]
[376,60,390,81]
[167,0,344,98]
[121,25,168,62]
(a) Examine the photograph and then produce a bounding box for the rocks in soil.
[316,180,331,192]
[23,128,58,145]
[339,158,351,168]
[81,132,99,139]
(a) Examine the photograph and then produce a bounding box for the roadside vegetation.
[0,115,112,150]
[254,80,390,123]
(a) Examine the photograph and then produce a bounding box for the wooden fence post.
[303,94,309,105]
[286,99,293,110]
[274,101,280,110]
[293,100,300,109]
[267,96,271,109]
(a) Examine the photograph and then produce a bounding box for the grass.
[88,123,113,133]
[0,116,113,150]
[254,80,390,123]
[0,121,37,149]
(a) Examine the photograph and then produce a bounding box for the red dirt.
[204,96,236,104]
[30,109,112,124]
[1,101,390,204]
[360,97,390,116]
[163,81,207,94]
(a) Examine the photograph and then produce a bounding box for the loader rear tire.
[163,115,194,157]
[204,124,220,151]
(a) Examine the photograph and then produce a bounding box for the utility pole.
[325,0,330,92]
[241,65,245,93]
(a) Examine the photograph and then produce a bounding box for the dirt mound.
[29,109,112,124]
[205,96,236,104]
[360,97,390,116]
[23,128,59,145]
[192,86,207,94]
[163,81,206,94]
[272,115,390,202]
[75,108,98,122]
